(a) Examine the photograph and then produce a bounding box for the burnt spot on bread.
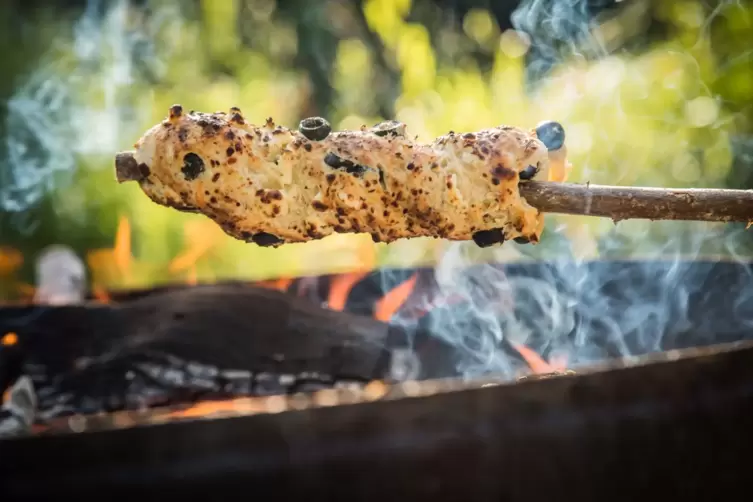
[137,163,151,178]
[257,189,283,204]
[491,164,517,181]
[312,200,328,212]
[226,147,234,157]
[324,152,369,175]
[181,153,205,181]
[377,166,387,190]
[472,228,505,248]
[224,130,235,140]
[245,232,283,247]
[212,172,221,182]
[195,113,223,133]
[228,157,237,165]
[178,127,189,142]
[231,113,245,125]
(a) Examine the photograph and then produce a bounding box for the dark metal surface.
[1,341,752,501]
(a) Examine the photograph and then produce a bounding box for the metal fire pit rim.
[12,338,753,440]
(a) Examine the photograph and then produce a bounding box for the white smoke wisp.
[384,0,753,381]
[0,0,181,220]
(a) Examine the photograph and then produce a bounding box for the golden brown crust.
[123,105,553,247]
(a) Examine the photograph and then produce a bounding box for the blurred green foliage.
[1,0,752,297]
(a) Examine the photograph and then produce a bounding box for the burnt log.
[0,284,458,419]
[3,259,753,422]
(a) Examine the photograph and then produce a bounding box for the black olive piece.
[181,153,205,181]
[299,117,332,141]
[251,232,283,247]
[471,228,505,248]
[535,120,565,151]
[371,120,406,137]
[519,165,539,180]
[324,152,369,175]
[514,236,530,244]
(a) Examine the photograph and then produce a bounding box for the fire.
[1,214,569,422]
[168,219,225,278]
[327,271,369,311]
[0,247,23,277]
[1,332,18,347]
[511,342,568,374]
[86,215,135,291]
[374,273,418,322]
[255,277,293,292]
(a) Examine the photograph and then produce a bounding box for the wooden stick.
[116,149,753,223]
[519,181,753,223]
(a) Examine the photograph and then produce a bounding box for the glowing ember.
[511,342,568,374]
[1,332,18,346]
[255,277,293,292]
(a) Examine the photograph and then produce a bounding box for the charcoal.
[0,376,36,438]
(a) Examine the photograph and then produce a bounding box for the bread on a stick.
[115,106,569,248]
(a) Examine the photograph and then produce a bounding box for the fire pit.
[1,258,752,500]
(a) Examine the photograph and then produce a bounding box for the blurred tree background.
[0,0,752,298]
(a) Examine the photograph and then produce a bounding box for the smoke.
[383,0,753,380]
[511,0,611,82]
[0,0,180,219]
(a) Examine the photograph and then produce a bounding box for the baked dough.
[115,105,557,248]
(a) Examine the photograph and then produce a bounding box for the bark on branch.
[519,181,753,223]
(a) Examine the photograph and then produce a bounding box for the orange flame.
[168,220,226,285]
[374,273,418,322]
[0,247,23,277]
[113,216,132,276]
[255,277,293,292]
[87,216,134,290]
[511,342,568,374]
[328,271,369,311]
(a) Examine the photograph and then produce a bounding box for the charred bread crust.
[126,107,551,247]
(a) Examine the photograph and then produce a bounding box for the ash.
[25,350,368,422]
